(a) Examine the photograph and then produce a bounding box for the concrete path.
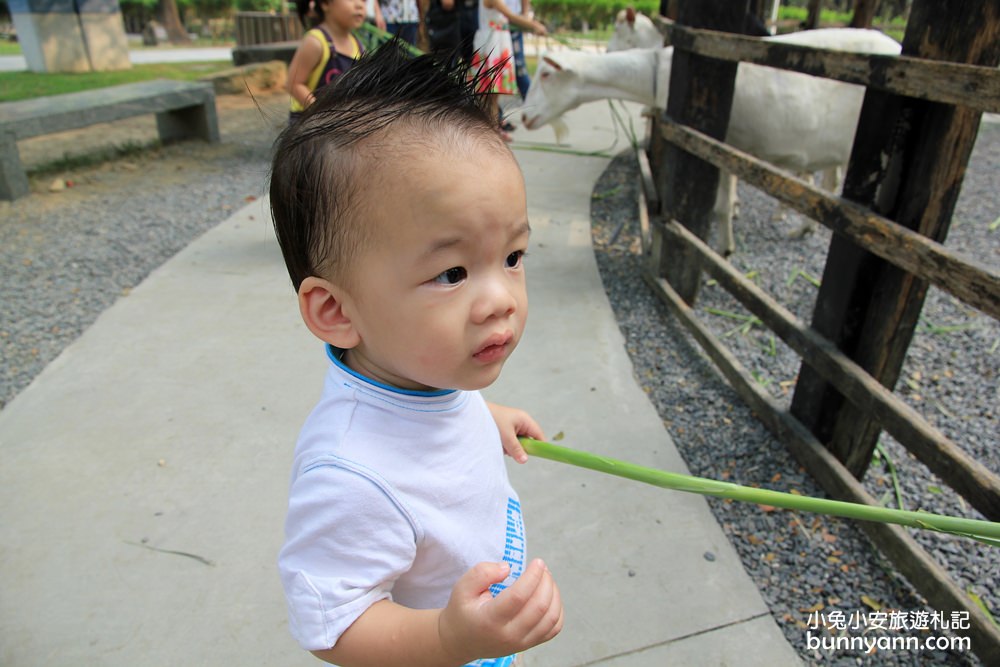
[0,46,233,72]
[0,100,800,666]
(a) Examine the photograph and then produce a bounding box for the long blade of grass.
[520,438,1000,543]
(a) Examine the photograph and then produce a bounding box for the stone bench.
[0,79,220,200]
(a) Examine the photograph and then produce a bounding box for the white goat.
[521,28,902,254]
[607,8,662,51]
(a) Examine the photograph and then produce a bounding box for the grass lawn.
[0,40,23,56]
[0,61,237,102]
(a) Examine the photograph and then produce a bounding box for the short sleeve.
[278,456,420,651]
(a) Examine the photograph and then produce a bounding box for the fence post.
[790,0,1000,483]
[650,0,748,304]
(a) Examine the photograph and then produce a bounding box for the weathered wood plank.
[660,218,1000,520]
[657,118,1000,321]
[659,21,1000,113]
[640,260,1000,666]
[635,168,653,258]
[652,0,748,304]
[791,0,1000,477]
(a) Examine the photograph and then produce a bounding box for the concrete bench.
[0,79,220,200]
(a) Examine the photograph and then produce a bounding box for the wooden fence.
[234,11,302,47]
[638,0,1000,662]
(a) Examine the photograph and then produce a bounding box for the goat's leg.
[713,172,737,256]
[788,167,841,239]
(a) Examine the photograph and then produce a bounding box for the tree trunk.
[804,0,822,29]
[849,0,878,28]
[161,0,191,44]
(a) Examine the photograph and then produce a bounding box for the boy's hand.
[486,402,545,464]
[439,559,563,663]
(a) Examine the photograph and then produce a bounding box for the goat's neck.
[577,49,659,106]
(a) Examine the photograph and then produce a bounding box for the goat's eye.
[540,71,549,79]
[432,267,467,285]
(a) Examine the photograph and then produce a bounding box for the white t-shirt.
[279,346,525,666]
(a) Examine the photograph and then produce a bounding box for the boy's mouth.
[474,332,514,363]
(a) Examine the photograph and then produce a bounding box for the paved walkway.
[0,100,800,665]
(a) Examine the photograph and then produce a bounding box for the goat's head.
[607,9,661,52]
[521,53,583,134]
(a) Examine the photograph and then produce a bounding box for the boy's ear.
[298,276,361,349]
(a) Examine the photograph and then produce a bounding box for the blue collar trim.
[326,345,455,397]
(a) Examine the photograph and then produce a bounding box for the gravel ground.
[590,121,999,665]
[1,88,996,665]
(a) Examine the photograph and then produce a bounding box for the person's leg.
[489,94,512,142]
[399,22,418,45]
[510,30,530,100]
[459,2,478,65]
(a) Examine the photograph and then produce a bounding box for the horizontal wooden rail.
[657,117,1000,320]
[641,261,1000,664]
[659,21,1000,113]
[657,217,1000,520]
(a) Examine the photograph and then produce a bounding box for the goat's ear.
[626,6,636,24]
[542,56,563,71]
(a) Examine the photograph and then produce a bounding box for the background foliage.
[531,0,659,30]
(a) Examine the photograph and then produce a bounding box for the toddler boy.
[270,41,563,666]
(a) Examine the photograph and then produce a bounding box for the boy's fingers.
[503,438,529,464]
[489,558,548,622]
[518,414,545,442]
[535,573,564,642]
[454,561,510,602]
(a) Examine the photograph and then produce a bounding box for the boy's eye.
[433,267,468,285]
[505,250,525,269]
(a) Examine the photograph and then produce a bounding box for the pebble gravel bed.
[589,122,998,665]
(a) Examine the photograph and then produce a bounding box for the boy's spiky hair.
[269,40,508,292]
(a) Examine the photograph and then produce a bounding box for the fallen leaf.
[861,594,882,611]
[552,431,565,441]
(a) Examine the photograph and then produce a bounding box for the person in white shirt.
[269,42,563,666]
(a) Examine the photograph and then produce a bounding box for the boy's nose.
[473,278,518,323]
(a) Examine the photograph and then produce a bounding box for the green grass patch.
[0,61,235,102]
[0,40,24,56]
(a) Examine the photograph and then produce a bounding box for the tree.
[849,0,878,27]
[161,0,192,44]
[804,0,822,29]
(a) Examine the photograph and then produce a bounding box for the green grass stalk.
[520,438,1000,546]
